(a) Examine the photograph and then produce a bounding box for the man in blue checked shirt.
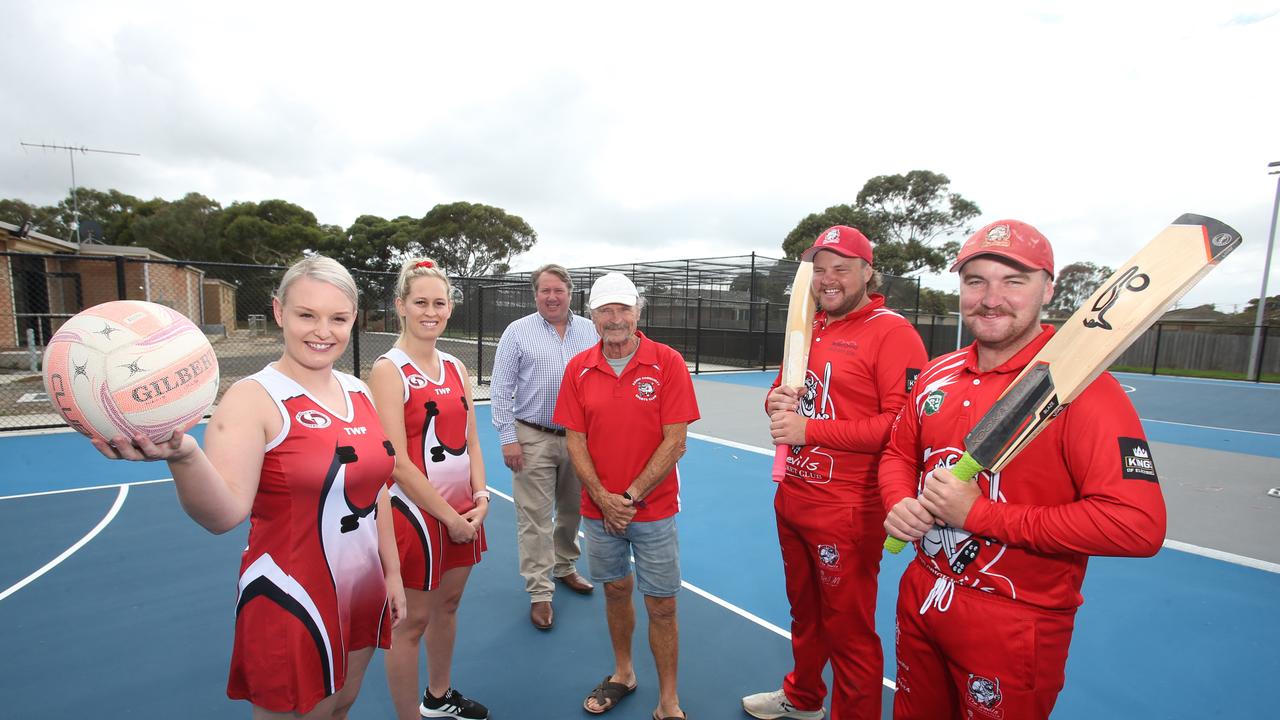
[491,264,601,630]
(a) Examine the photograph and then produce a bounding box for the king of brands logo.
[923,389,946,416]
[1119,436,1158,481]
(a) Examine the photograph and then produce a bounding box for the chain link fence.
[2,250,1276,433]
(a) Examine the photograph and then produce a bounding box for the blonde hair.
[395,257,454,340]
[274,255,358,310]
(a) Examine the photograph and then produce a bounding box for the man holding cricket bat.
[743,226,927,720]
[879,219,1167,720]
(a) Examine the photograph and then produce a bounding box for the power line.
[18,141,142,243]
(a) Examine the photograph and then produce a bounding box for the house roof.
[0,220,78,252]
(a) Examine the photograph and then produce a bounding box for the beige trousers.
[513,422,584,602]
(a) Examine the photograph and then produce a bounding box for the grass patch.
[1110,365,1280,383]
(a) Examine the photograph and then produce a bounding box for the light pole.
[1247,161,1280,381]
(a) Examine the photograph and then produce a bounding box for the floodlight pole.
[1247,160,1280,382]
[18,142,141,242]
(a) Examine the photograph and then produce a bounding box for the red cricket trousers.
[893,561,1077,720]
[775,488,884,720]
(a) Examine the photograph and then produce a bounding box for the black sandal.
[583,675,637,715]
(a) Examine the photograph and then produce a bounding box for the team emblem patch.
[1119,437,1158,481]
[983,224,1011,247]
[406,374,428,389]
[633,376,659,401]
[295,409,331,429]
[817,544,840,568]
[967,674,1003,717]
[923,389,946,416]
[823,228,841,244]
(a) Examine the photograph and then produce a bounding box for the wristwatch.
[622,491,647,509]
[472,490,491,502]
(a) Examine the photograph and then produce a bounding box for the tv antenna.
[19,142,141,243]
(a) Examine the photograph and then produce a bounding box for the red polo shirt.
[554,331,700,521]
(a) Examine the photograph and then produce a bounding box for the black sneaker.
[420,687,489,719]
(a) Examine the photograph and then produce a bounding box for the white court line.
[1162,540,1280,574]
[1140,418,1280,437]
[688,431,772,456]
[0,484,129,603]
[0,477,172,502]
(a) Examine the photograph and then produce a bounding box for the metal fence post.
[476,284,485,385]
[1150,323,1164,376]
[695,296,703,374]
[351,318,362,380]
[115,256,127,300]
[761,301,770,370]
[1258,325,1271,383]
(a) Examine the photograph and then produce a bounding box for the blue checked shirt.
[490,311,600,445]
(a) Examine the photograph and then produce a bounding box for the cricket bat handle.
[883,452,985,554]
[770,444,789,482]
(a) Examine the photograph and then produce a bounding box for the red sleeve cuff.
[963,496,995,535]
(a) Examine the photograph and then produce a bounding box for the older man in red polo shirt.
[554,272,700,720]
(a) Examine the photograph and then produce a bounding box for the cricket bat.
[885,213,1242,553]
[771,260,817,482]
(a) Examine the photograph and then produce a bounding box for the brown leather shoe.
[530,601,553,630]
[556,572,595,595]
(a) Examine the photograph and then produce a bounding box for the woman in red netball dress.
[92,256,406,720]
[369,258,490,720]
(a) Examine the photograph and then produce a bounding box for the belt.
[517,419,566,437]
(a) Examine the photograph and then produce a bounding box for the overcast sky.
[3,1,1278,310]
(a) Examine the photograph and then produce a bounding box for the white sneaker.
[741,689,825,720]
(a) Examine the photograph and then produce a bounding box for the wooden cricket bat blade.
[771,261,816,482]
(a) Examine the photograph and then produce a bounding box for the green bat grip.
[883,451,985,554]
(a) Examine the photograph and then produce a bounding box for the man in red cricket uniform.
[880,219,1167,720]
[743,226,927,720]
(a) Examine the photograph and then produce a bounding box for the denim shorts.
[582,516,681,597]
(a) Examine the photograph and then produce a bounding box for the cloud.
[1,0,1276,312]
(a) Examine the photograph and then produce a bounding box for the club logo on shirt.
[295,409,331,429]
[923,389,946,416]
[633,376,659,401]
[1118,437,1158,482]
[967,674,1003,717]
[406,374,428,389]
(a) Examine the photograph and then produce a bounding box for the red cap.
[950,220,1055,278]
[800,226,873,264]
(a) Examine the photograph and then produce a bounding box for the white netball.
[42,300,220,443]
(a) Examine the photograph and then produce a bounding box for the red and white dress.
[380,348,486,591]
[228,365,395,714]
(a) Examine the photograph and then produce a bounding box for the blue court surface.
[1,372,1278,719]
